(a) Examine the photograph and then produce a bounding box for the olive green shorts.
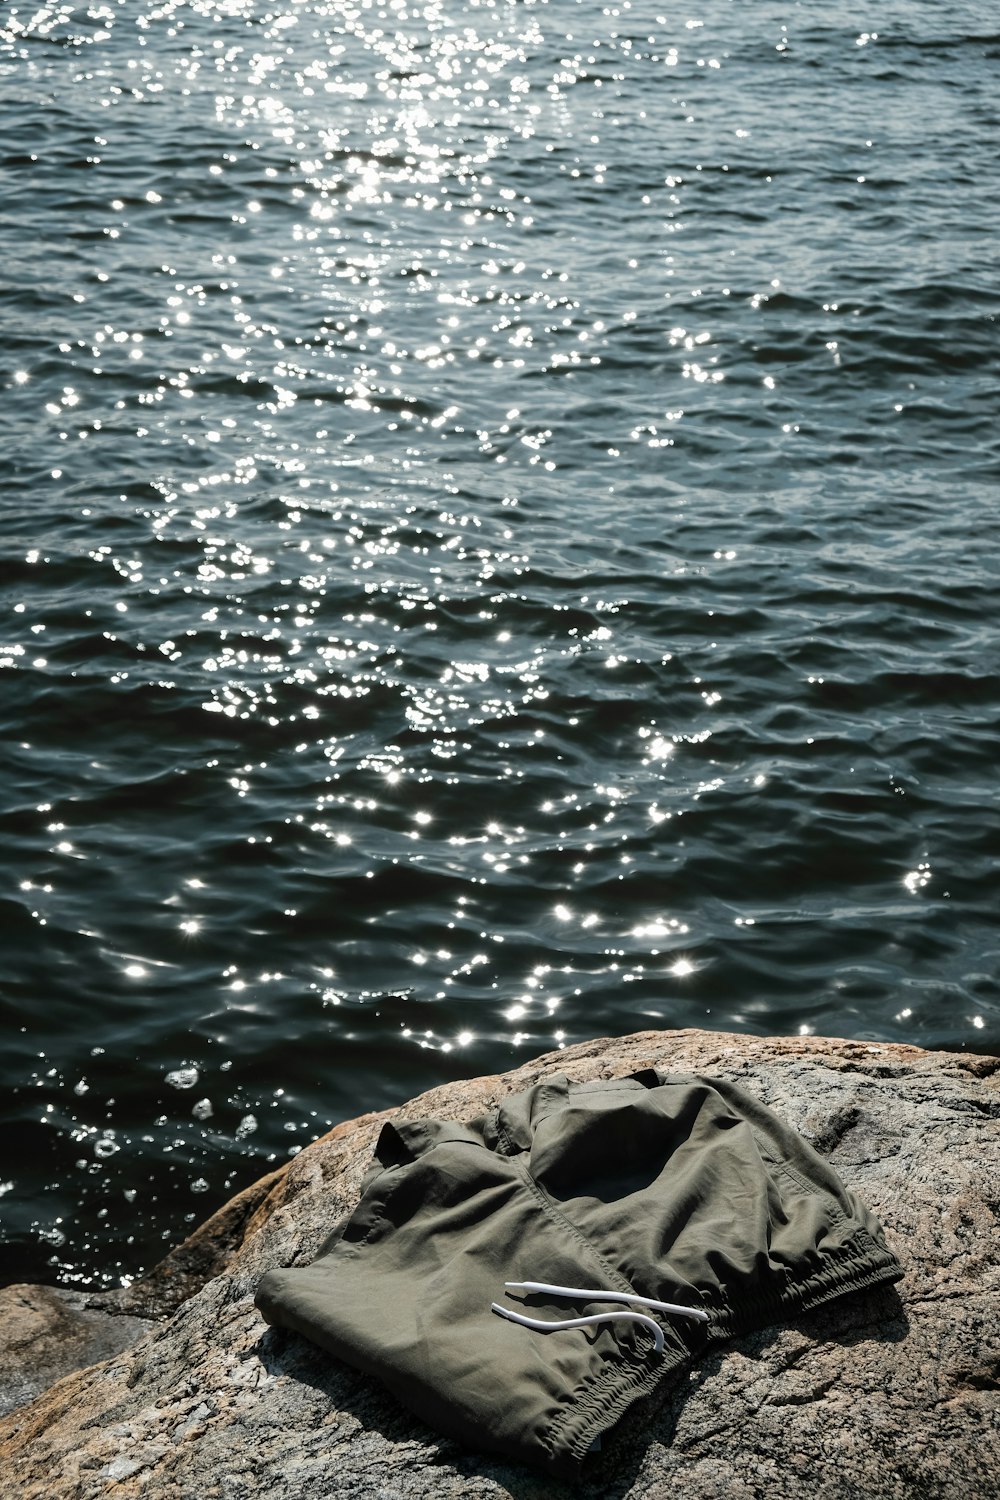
[256,1070,902,1471]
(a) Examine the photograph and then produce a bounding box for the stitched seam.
[570,1077,649,1097]
[351,1180,400,1248]
[775,1160,849,1231]
[510,1157,643,1300]
[505,1155,692,1459]
[752,1130,851,1232]
[494,1107,521,1158]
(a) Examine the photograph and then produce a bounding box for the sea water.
[1,0,998,1288]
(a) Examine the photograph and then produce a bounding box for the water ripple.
[1,0,998,1289]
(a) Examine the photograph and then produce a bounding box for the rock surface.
[1,1029,998,1498]
[0,1284,154,1421]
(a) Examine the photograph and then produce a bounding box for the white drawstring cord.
[491,1302,665,1354]
[491,1281,709,1356]
[503,1281,709,1324]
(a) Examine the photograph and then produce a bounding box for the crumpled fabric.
[256,1069,902,1472]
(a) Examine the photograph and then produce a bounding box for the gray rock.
[0,1283,154,1419]
[1,1029,998,1498]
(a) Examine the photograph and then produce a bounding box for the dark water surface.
[1,0,998,1289]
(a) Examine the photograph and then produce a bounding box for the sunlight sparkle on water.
[2,0,997,1296]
